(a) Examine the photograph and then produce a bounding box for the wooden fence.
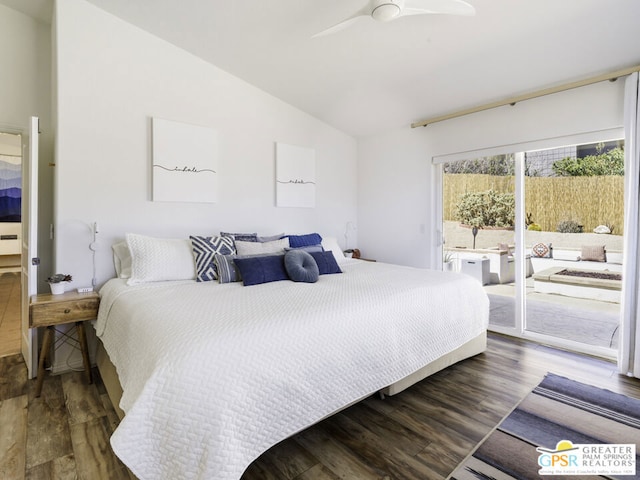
[443,174,624,235]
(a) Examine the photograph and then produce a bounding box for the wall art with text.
[276,142,315,208]
[152,118,218,203]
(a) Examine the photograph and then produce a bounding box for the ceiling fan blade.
[312,7,370,38]
[403,0,475,16]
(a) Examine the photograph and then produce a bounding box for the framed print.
[276,142,315,208]
[152,118,218,203]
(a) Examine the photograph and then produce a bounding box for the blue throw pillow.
[190,235,236,282]
[284,250,319,283]
[233,254,289,286]
[286,233,323,248]
[310,251,342,275]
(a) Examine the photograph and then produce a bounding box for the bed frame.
[381,331,486,396]
[96,331,487,421]
[96,340,126,419]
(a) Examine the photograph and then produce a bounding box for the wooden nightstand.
[30,291,100,397]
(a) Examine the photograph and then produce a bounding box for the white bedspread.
[96,260,489,480]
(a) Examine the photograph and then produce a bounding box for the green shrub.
[557,219,583,233]
[527,223,542,231]
[552,144,624,176]
[454,189,515,228]
[525,212,534,227]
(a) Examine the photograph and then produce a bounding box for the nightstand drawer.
[30,293,100,328]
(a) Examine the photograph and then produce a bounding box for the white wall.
[358,80,625,268]
[0,4,54,291]
[54,0,357,288]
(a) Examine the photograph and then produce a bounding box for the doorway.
[440,137,624,359]
[0,131,22,357]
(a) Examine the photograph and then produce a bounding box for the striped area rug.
[449,373,640,480]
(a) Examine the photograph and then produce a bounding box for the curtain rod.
[411,64,640,129]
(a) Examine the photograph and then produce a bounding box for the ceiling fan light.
[371,3,401,22]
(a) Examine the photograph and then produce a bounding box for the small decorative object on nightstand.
[46,273,73,295]
[344,248,376,262]
[344,248,361,259]
[29,291,100,397]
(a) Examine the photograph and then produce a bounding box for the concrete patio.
[485,279,620,350]
[444,221,623,351]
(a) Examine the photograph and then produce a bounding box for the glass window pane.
[524,141,623,350]
[442,155,516,329]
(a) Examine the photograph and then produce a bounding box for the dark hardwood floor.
[0,271,21,358]
[1,333,639,479]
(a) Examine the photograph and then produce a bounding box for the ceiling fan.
[313,0,475,37]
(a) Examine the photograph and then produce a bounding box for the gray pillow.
[284,250,319,283]
[257,233,284,242]
[581,244,606,262]
[214,254,242,283]
[285,244,324,253]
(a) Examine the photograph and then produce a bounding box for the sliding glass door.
[442,155,517,330]
[440,138,624,358]
[522,141,623,355]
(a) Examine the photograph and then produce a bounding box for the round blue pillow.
[284,250,319,283]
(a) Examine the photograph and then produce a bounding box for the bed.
[95,235,489,480]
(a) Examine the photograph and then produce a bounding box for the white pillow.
[321,236,347,265]
[112,241,133,279]
[126,233,196,285]
[235,238,289,256]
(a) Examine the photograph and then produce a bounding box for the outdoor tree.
[454,189,515,228]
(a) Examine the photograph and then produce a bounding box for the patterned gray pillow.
[190,236,236,282]
[214,254,243,283]
[220,231,258,242]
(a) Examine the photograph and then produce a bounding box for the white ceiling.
[6,0,640,138]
